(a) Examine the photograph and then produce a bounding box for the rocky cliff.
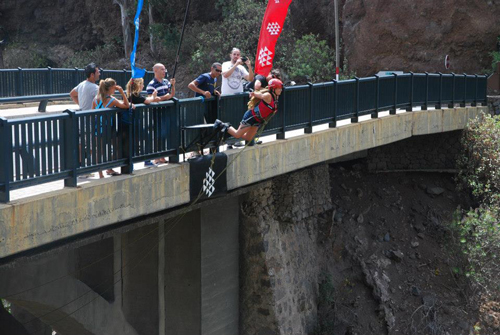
[342,0,500,76]
[1,0,499,76]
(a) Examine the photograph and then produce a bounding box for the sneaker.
[221,122,231,132]
[213,119,223,130]
[144,160,158,167]
[78,173,95,179]
[233,141,245,147]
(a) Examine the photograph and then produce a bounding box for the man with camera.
[221,48,254,96]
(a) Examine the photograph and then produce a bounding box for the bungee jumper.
[213,78,283,142]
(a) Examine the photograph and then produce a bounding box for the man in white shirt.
[70,63,100,177]
[221,48,254,95]
[70,63,100,110]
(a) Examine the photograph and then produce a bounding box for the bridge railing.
[0,67,155,97]
[0,73,488,202]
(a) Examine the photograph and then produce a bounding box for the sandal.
[106,169,120,176]
[155,158,168,164]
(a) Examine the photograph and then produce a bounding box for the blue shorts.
[241,110,261,127]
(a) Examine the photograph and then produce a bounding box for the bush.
[189,0,265,75]
[288,34,335,82]
[457,113,500,207]
[63,42,123,69]
[455,113,500,295]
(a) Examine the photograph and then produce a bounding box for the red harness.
[251,94,277,122]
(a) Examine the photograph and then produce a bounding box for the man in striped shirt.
[145,63,176,166]
[146,63,176,100]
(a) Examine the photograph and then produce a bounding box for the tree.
[148,0,158,56]
[113,0,133,59]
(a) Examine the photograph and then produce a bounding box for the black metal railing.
[0,67,155,98]
[0,72,488,202]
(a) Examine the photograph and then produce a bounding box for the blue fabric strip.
[131,0,146,79]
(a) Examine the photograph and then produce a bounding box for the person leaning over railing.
[188,62,222,123]
[126,77,158,105]
[70,62,100,178]
[144,63,176,167]
[70,62,100,110]
[213,78,283,143]
[92,78,129,179]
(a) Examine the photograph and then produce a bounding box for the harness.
[251,92,277,122]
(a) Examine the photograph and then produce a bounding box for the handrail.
[0,67,155,98]
[0,72,488,202]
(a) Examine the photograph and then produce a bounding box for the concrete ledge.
[226,107,486,189]
[0,164,190,258]
[0,106,486,258]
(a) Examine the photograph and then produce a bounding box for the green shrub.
[63,42,122,68]
[288,34,335,82]
[455,113,500,294]
[457,113,500,207]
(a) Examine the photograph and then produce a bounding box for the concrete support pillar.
[200,197,239,335]
[158,223,165,335]
[122,225,159,335]
[163,197,239,335]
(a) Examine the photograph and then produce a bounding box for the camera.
[241,56,248,62]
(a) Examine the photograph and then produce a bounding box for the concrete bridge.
[0,104,487,335]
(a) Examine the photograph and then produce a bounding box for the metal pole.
[334,0,340,81]
[172,0,192,79]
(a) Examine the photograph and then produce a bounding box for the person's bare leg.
[241,127,259,141]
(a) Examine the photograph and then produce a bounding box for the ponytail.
[98,78,116,102]
[247,88,270,110]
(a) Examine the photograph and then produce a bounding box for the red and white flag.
[254,0,293,77]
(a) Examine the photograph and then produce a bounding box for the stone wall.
[240,164,332,335]
[488,96,500,116]
[366,130,463,171]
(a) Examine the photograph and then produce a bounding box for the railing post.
[0,117,11,203]
[329,80,337,128]
[74,67,79,87]
[47,66,53,94]
[460,73,466,107]
[121,107,134,174]
[435,72,442,109]
[449,73,455,109]
[305,82,313,133]
[406,72,414,112]
[123,69,128,88]
[168,99,181,163]
[472,74,478,107]
[17,67,23,96]
[422,72,428,110]
[63,110,78,187]
[390,73,397,115]
[277,87,286,139]
[482,75,488,106]
[351,77,359,122]
[372,75,380,118]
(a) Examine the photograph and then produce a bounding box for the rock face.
[240,154,481,334]
[1,0,499,75]
[240,165,333,335]
[342,0,500,76]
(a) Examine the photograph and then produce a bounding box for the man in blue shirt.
[188,63,222,98]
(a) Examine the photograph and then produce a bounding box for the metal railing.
[0,72,488,202]
[0,67,155,98]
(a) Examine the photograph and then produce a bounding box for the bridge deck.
[0,103,486,259]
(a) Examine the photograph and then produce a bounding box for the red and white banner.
[254,0,293,77]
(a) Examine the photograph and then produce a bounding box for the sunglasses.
[214,69,222,73]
